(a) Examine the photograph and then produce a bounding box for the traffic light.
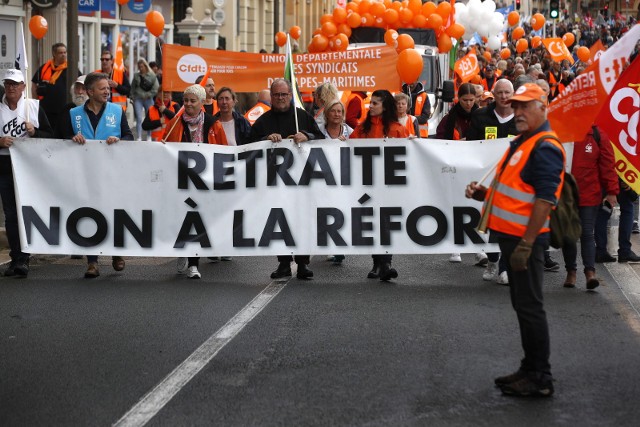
[549,0,560,19]
[516,0,521,10]
[603,3,609,18]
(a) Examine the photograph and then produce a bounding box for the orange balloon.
[445,23,465,40]
[390,1,402,11]
[29,15,48,40]
[359,0,372,14]
[289,26,302,40]
[347,12,362,28]
[312,34,329,51]
[361,12,375,26]
[322,21,338,37]
[374,16,386,28]
[421,1,437,17]
[337,23,352,37]
[145,11,165,37]
[427,13,443,30]
[307,42,318,54]
[396,48,423,83]
[500,48,511,59]
[396,33,415,52]
[384,29,399,47]
[512,27,525,41]
[577,46,590,62]
[507,11,520,27]
[562,32,575,47]
[437,33,453,53]
[333,8,347,24]
[346,2,359,13]
[412,14,427,28]
[516,38,529,53]
[384,8,399,24]
[320,14,334,25]
[275,31,287,47]
[408,0,422,14]
[531,13,545,31]
[370,1,386,17]
[399,8,414,24]
[330,34,349,51]
[117,0,128,5]
[436,2,452,20]
[483,51,492,61]
[312,27,322,36]
[531,35,542,48]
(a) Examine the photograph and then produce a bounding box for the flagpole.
[285,34,300,137]
[18,22,31,123]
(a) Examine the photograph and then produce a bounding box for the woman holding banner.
[350,89,409,282]
[162,84,228,279]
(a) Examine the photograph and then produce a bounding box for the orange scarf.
[43,59,68,85]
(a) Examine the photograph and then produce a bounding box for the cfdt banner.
[10,138,508,257]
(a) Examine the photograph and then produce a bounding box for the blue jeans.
[134,97,154,140]
[562,205,599,272]
[595,188,638,257]
[0,156,29,262]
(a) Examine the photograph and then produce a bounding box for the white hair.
[184,84,206,102]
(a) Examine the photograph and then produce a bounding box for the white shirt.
[221,119,236,146]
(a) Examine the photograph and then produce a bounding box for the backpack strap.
[591,125,601,144]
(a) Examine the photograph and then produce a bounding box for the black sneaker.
[4,261,18,277]
[632,221,639,234]
[618,251,640,263]
[500,376,554,397]
[13,260,29,277]
[595,252,617,263]
[270,262,292,279]
[544,259,560,272]
[494,370,527,387]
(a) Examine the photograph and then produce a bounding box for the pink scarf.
[182,111,204,143]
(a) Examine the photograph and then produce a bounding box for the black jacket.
[465,103,518,141]
[212,110,252,145]
[401,82,431,125]
[249,107,324,143]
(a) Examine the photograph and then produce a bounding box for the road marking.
[113,279,289,427]
[604,260,640,334]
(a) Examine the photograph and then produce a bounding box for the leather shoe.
[563,269,576,288]
[270,262,292,279]
[367,262,379,279]
[595,252,616,263]
[296,263,313,279]
[378,262,398,281]
[618,251,640,263]
[112,256,126,271]
[585,270,599,290]
[85,262,100,278]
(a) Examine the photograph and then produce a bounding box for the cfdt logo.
[177,54,208,84]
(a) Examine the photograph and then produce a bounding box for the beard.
[73,94,89,106]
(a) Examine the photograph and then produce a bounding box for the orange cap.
[481,91,494,100]
[508,83,548,103]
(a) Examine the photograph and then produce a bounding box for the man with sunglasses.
[96,50,131,112]
[0,69,53,277]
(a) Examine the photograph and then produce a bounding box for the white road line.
[113,279,289,427]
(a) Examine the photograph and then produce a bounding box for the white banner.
[10,138,511,257]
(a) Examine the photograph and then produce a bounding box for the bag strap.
[592,125,601,144]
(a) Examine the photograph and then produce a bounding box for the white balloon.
[482,0,497,14]
[493,12,506,26]
[477,22,490,38]
[487,35,501,50]
[463,28,475,41]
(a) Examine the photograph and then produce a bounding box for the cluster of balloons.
[454,0,505,50]
[295,0,464,54]
[29,15,48,40]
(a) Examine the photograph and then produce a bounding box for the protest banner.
[10,138,510,257]
[161,44,402,93]
[454,48,479,83]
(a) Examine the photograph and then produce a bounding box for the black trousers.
[498,237,551,376]
[277,255,310,264]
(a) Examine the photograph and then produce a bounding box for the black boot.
[367,262,380,279]
[296,263,314,279]
[378,262,398,281]
[270,262,292,279]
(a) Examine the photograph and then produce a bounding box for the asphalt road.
[1,246,640,426]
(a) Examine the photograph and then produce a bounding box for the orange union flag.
[454,48,479,83]
[543,38,574,64]
[595,58,640,194]
[548,24,640,143]
[161,44,401,93]
[589,40,606,62]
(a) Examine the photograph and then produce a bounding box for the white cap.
[3,69,24,83]
[75,75,86,85]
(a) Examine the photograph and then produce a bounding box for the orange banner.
[547,24,640,143]
[454,49,479,83]
[543,38,574,64]
[162,44,402,93]
[589,40,605,62]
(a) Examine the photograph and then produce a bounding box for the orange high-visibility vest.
[413,92,429,137]
[148,102,178,141]
[400,115,417,136]
[486,131,565,237]
[244,101,271,125]
[347,92,367,124]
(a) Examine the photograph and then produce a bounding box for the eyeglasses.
[272,92,291,98]
[3,81,22,87]
[100,58,112,61]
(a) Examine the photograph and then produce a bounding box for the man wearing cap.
[0,69,53,277]
[31,43,70,126]
[59,71,133,279]
[478,91,494,108]
[465,83,565,397]
[481,65,498,92]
